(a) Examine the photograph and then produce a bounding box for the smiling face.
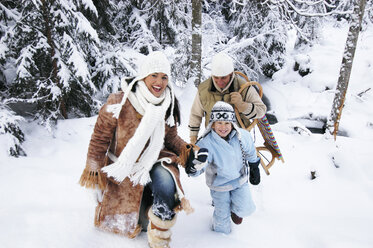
[212,121,232,138]
[144,72,169,97]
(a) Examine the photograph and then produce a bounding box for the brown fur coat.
[79,92,193,238]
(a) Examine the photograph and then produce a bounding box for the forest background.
[1,0,372,156]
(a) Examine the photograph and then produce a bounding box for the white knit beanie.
[211,52,234,77]
[133,51,171,82]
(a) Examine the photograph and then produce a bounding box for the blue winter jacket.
[195,128,260,191]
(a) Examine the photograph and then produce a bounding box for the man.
[188,52,267,144]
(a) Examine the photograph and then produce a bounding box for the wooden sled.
[234,71,284,175]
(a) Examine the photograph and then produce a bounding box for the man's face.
[212,73,232,89]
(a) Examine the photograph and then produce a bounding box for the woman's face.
[144,73,169,97]
[212,121,232,138]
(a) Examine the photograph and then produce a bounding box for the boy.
[186,101,261,234]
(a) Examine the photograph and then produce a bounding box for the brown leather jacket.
[79,92,192,238]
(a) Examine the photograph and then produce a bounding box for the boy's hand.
[193,148,208,170]
[185,148,208,175]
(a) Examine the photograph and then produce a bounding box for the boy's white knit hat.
[211,52,234,77]
[134,51,171,82]
[200,101,241,139]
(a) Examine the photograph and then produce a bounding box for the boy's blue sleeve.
[241,129,260,163]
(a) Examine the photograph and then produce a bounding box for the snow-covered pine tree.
[199,1,287,80]
[104,0,192,87]
[3,0,101,130]
[0,103,26,157]
[0,1,26,157]
[228,1,287,79]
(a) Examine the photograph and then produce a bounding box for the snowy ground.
[1,22,373,248]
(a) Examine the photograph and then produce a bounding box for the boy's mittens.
[248,159,261,185]
[193,148,208,170]
[185,148,208,175]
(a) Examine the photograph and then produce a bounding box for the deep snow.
[1,22,373,248]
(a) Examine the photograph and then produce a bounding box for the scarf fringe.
[79,168,107,190]
[101,160,132,183]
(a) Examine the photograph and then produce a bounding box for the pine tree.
[0,1,26,157]
[4,0,101,130]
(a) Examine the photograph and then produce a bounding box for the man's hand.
[230,92,249,113]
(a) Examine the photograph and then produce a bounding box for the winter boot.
[147,209,177,248]
[231,211,243,225]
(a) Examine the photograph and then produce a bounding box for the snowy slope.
[1,23,373,248]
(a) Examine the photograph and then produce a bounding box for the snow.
[1,22,373,248]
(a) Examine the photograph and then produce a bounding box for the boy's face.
[212,121,232,138]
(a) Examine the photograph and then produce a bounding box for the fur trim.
[127,224,142,239]
[147,222,172,248]
[148,210,177,230]
[180,197,194,215]
[178,143,199,167]
[79,168,106,190]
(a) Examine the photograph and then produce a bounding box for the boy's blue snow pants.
[210,183,256,234]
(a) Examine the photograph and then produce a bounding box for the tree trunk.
[41,0,68,119]
[327,0,366,140]
[191,0,202,87]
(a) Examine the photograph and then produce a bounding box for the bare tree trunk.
[327,0,366,140]
[191,0,202,87]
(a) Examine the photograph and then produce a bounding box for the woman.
[79,51,204,248]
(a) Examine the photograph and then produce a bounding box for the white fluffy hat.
[134,51,171,82]
[211,52,234,77]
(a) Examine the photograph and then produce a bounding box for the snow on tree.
[0,2,26,157]
[0,103,26,157]
[3,0,101,130]
[191,0,202,87]
[198,1,287,80]
[103,0,192,87]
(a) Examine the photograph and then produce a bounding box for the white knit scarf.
[102,80,175,185]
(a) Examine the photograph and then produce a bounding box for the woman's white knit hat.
[133,51,171,82]
[211,52,234,77]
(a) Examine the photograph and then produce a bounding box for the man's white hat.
[211,52,234,77]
